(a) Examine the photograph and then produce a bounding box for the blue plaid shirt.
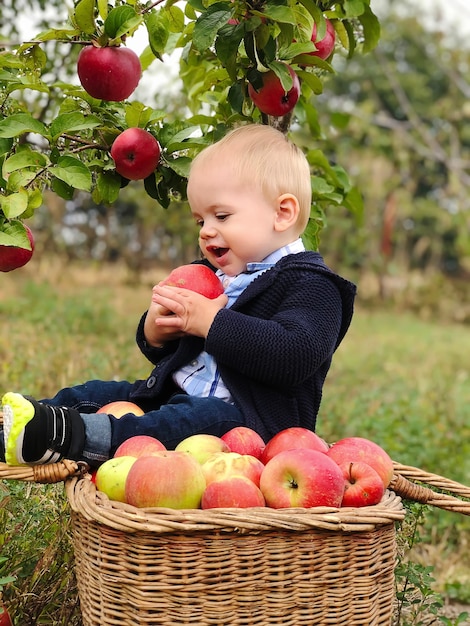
[172,239,305,401]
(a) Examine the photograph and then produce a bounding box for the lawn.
[0,259,469,624]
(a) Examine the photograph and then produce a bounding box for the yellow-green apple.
[97,400,145,418]
[175,433,230,465]
[0,225,34,272]
[248,63,300,117]
[114,435,166,458]
[339,461,385,507]
[221,426,265,460]
[201,452,265,487]
[326,437,394,488]
[310,18,336,60]
[161,264,224,299]
[261,426,329,465]
[95,455,137,503]
[110,128,161,181]
[125,451,206,509]
[259,448,344,509]
[201,476,266,509]
[77,45,141,101]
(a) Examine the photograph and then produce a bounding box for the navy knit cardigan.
[130,252,356,443]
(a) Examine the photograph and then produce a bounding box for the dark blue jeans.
[43,380,245,465]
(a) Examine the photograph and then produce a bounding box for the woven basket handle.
[390,461,470,516]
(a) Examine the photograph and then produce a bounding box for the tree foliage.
[0,0,379,256]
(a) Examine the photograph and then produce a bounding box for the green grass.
[0,260,469,624]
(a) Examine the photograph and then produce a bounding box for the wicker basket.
[0,460,469,626]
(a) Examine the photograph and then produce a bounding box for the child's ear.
[274,194,300,232]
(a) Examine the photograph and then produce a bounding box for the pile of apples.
[94,404,394,511]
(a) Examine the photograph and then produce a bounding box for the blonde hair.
[190,125,312,234]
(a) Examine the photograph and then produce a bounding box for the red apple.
[339,461,385,507]
[201,452,265,487]
[175,433,230,464]
[310,18,336,60]
[110,128,161,180]
[221,426,265,460]
[161,264,224,299]
[261,426,329,465]
[114,435,166,458]
[201,476,266,509]
[248,63,300,117]
[125,451,206,509]
[259,448,344,509]
[95,455,137,503]
[77,45,141,101]
[0,604,12,626]
[0,225,34,272]
[326,437,394,488]
[98,400,145,418]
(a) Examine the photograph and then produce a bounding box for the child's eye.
[216,214,228,221]
[195,219,204,227]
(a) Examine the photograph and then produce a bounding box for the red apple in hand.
[202,476,266,509]
[310,18,336,60]
[98,400,145,418]
[221,426,265,460]
[114,435,166,458]
[111,128,161,180]
[161,264,224,299]
[260,448,345,509]
[0,225,34,272]
[125,451,206,508]
[77,45,141,101]
[248,64,300,117]
[339,461,385,507]
[326,437,394,488]
[261,426,328,465]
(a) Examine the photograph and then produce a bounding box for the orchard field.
[0,258,469,624]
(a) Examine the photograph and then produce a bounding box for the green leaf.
[166,126,202,153]
[193,4,232,52]
[49,112,101,140]
[0,189,29,219]
[296,0,323,24]
[104,6,142,40]
[267,61,294,91]
[0,114,48,139]
[74,0,96,35]
[296,69,323,94]
[343,0,367,18]
[94,171,121,204]
[0,219,32,249]
[145,10,170,59]
[358,5,381,53]
[3,147,47,174]
[167,156,192,177]
[263,4,297,25]
[29,28,81,43]
[51,177,75,200]
[49,156,92,191]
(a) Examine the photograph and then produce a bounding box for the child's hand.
[143,292,185,347]
[151,284,228,338]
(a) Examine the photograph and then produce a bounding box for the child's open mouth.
[210,247,229,258]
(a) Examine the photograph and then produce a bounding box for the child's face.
[188,157,288,276]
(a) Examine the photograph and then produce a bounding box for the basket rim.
[65,474,405,535]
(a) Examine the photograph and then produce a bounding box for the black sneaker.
[2,392,86,466]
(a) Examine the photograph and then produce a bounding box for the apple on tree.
[221,426,265,460]
[339,461,385,507]
[161,264,224,299]
[261,426,329,465]
[201,451,265,487]
[77,45,141,101]
[175,433,230,464]
[201,476,266,509]
[97,400,145,418]
[0,224,34,272]
[326,436,394,488]
[125,450,206,509]
[260,448,345,509]
[248,63,300,117]
[110,128,161,181]
[310,18,336,60]
[114,435,166,458]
